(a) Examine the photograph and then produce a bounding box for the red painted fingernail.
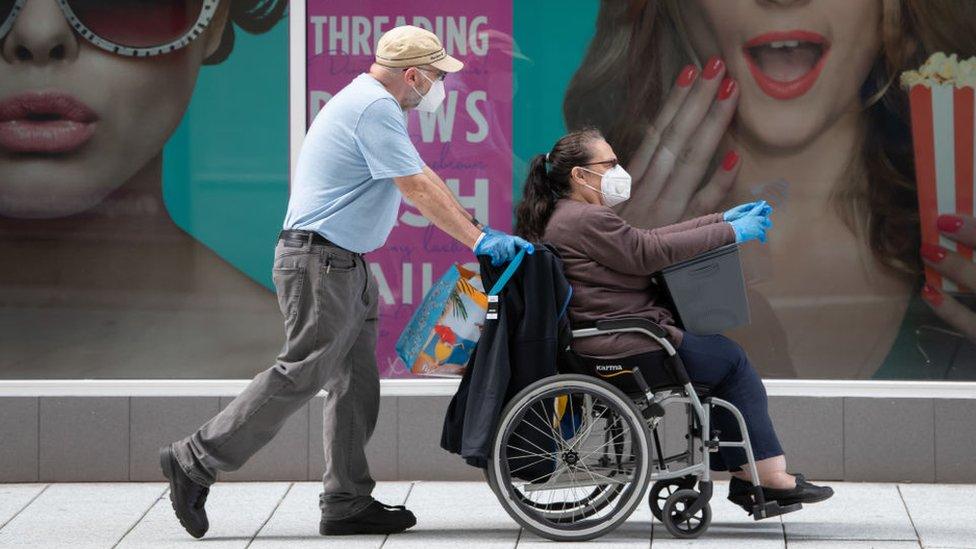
[920,243,947,263]
[677,65,698,87]
[718,77,737,100]
[921,284,943,307]
[722,150,739,171]
[703,57,724,79]
[937,214,964,233]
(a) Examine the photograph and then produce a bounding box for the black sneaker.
[320,501,417,536]
[159,445,210,539]
[728,474,834,512]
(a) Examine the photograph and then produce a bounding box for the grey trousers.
[173,237,380,520]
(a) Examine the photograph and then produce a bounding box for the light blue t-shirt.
[283,74,424,253]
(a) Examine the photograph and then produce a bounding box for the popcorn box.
[903,53,976,293]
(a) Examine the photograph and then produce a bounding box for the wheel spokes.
[499,384,646,530]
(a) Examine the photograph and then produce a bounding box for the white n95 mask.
[578,165,632,207]
[412,71,446,113]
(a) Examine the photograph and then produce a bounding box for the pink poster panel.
[305,1,514,377]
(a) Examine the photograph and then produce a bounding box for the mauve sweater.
[543,199,736,358]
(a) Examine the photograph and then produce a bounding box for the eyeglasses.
[427,69,447,82]
[582,158,619,169]
[403,66,447,82]
[0,0,220,58]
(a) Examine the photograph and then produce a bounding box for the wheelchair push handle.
[630,367,651,394]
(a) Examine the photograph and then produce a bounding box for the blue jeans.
[638,332,784,471]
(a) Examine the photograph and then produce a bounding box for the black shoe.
[320,501,417,536]
[728,474,834,512]
[159,445,210,539]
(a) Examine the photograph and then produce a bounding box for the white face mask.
[411,70,446,113]
[577,165,632,207]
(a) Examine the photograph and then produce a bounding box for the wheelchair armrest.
[594,317,669,339]
[587,317,690,386]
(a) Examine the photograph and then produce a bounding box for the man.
[159,25,533,538]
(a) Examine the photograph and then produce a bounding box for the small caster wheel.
[661,489,711,539]
[648,476,696,522]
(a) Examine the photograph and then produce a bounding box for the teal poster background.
[511,1,598,203]
[162,21,291,292]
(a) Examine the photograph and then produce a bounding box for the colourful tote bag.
[396,249,526,377]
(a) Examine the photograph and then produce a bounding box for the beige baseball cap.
[375,25,464,73]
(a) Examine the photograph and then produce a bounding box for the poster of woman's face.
[562,0,976,379]
[0,0,289,379]
[0,0,225,219]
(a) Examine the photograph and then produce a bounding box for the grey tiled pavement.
[0,481,973,548]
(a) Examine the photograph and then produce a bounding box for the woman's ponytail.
[514,154,556,241]
[514,128,604,241]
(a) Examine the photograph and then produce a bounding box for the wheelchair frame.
[573,318,804,521]
[486,316,799,541]
[574,321,760,488]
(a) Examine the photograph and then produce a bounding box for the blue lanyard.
[487,248,527,295]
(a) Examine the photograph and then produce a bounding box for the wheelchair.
[484,317,801,542]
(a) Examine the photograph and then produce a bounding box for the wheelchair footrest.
[751,501,803,520]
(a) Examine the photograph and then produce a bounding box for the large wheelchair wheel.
[486,466,625,522]
[488,374,651,542]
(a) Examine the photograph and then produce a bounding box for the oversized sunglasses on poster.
[0,0,220,57]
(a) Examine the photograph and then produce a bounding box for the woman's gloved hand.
[474,230,535,266]
[724,200,771,221]
[729,215,772,244]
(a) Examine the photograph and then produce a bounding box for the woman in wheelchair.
[514,129,833,515]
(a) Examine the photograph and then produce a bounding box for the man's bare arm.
[394,173,483,248]
[421,165,483,230]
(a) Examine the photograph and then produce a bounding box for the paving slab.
[783,483,918,542]
[518,520,652,548]
[116,482,290,548]
[0,483,164,548]
[0,481,969,549]
[384,481,520,549]
[0,485,46,530]
[787,542,920,548]
[898,483,976,549]
[251,481,413,548]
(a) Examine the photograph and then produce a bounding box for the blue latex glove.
[729,215,773,244]
[474,230,535,266]
[723,200,772,221]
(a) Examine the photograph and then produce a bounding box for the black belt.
[278,230,357,254]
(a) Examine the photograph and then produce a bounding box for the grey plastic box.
[655,244,750,335]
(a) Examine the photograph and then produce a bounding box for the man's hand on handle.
[474,229,535,266]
